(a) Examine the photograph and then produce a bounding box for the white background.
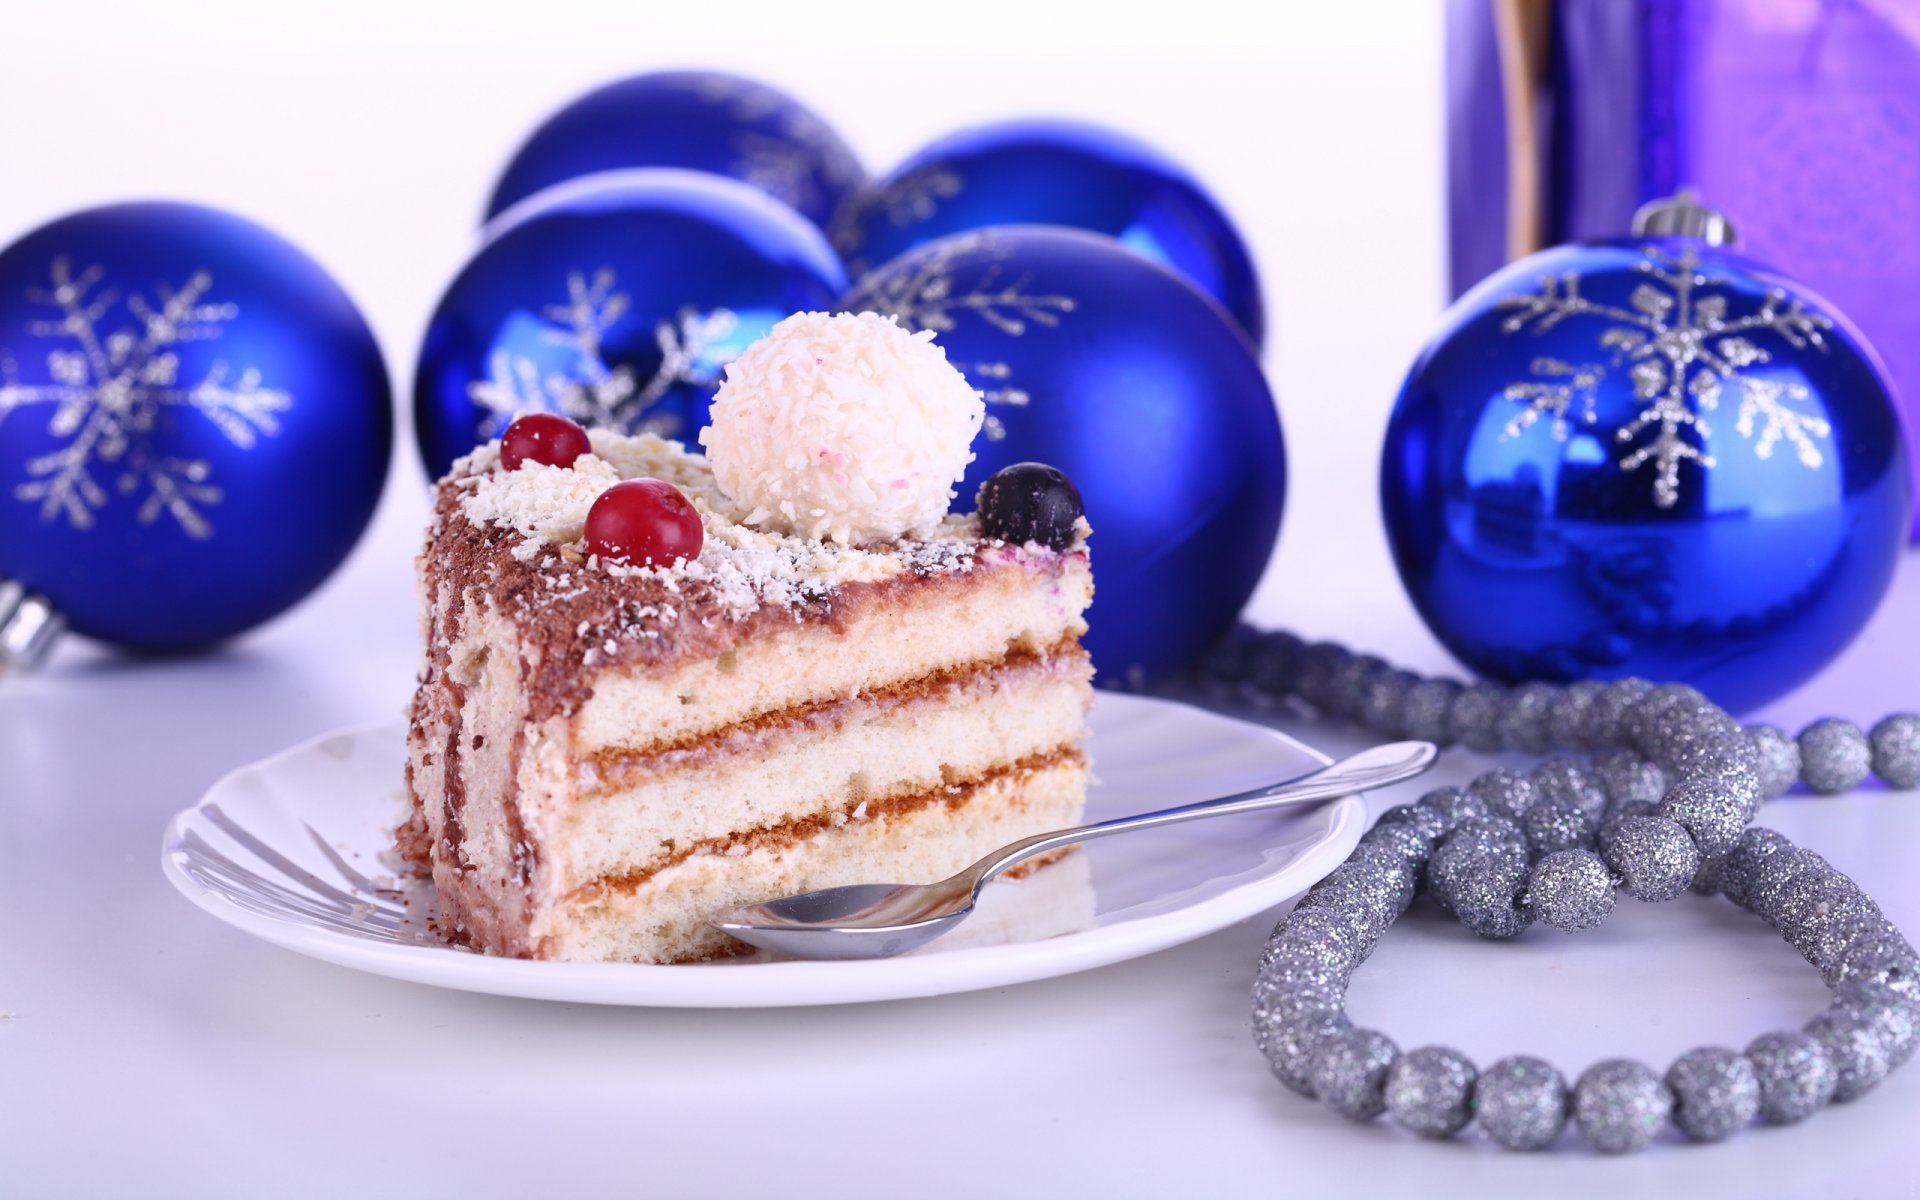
[3,2,1917,1197]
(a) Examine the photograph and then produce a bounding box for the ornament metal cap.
[1631,189,1737,246]
[0,579,64,673]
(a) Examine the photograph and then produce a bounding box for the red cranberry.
[585,479,704,567]
[501,412,591,470]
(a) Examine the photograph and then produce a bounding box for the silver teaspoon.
[709,739,1437,961]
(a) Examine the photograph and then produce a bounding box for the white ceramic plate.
[161,693,1362,1007]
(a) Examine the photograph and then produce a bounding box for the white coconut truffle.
[698,311,984,545]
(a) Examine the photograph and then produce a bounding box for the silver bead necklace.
[1209,625,1920,1152]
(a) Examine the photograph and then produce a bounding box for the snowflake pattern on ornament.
[1496,245,1834,508]
[684,74,862,222]
[832,163,964,264]
[848,233,1075,441]
[0,258,290,538]
[466,268,740,441]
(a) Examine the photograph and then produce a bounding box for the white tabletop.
[4,4,1918,1196]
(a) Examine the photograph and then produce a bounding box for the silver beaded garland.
[1214,626,1920,1154]
[1573,1059,1673,1153]
[1384,1047,1476,1139]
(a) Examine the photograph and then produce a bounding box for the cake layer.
[571,552,1091,755]
[545,752,1089,963]
[556,645,1092,892]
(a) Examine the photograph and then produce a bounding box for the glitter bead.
[1255,1009,1352,1097]
[1475,1056,1568,1151]
[1525,849,1616,933]
[1666,1047,1760,1142]
[1417,787,1490,832]
[1384,1046,1477,1139]
[1744,848,1828,927]
[1746,724,1801,799]
[1497,681,1560,755]
[1805,1005,1892,1101]
[1449,681,1510,752]
[1544,679,1604,752]
[1529,758,1609,819]
[1623,684,1711,764]
[1583,678,1653,750]
[1376,803,1450,843]
[1836,992,1920,1069]
[1326,653,1389,721]
[1202,624,1261,686]
[1591,749,1667,809]
[1657,776,1747,859]
[1826,928,1920,1007]
[1869,713,1920,789]
[1309,1027,1399,1122]
[1715,827,1794,911]
[1595,800,1656,857]
[1291,871,1393,955]
[1252,970,1346,1025]
[1358,819,1433,870]
[1777,877,1881,976]
[1603,814,1701,902]
[1262,904,1367,982]
[1746,1031,1838,1123]
[1686,750,1765,823]
[1467,769,1537,821]
[1247,629,1305,696]
[1399,678,1462,747]
[1293,642,1352,714]
[1799,718,1872,795]
[1358,668,1419,738]
[1522,798,1593,857]
[1572,1059,1672,1154]
[1429,818,1532,939]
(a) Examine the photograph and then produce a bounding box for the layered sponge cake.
[399,313,1093,963]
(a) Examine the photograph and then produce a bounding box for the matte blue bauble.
[415,169,847,479]
[486,70,864,234]
[1381,235,1909,713]
[0,202,391,651]
[837,118,1263,347]
[844,226,1284,687]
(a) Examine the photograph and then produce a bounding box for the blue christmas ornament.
[486,70,864,234]
[415,168,847,480]
[1381,194,1909,713]
[837,118,1264,347]
[0,202,390,658]
[845,226,1284,687]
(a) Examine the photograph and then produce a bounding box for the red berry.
[585,479,704,567]
[501,412,591,471]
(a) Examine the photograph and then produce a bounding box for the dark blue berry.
[976,463,1084,550]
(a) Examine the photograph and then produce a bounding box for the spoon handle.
[962,740,1438,893]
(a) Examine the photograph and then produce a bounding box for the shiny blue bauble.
[844,226,1285,687]
[0,202,390,651]
[1381,236,1910,713]
[837,118,1264,347]
[485,70,864,235]
[415,168,847,480]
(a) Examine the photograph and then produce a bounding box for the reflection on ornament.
[415,169,846,479]
[837,119,1263,346]
[1494,245,1835,508]
[485,70,864,234]
[464,267,738,443]
[0,257,289,538]
[845,226,1285,688]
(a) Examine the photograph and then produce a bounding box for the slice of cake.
[399,312,1094,963]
